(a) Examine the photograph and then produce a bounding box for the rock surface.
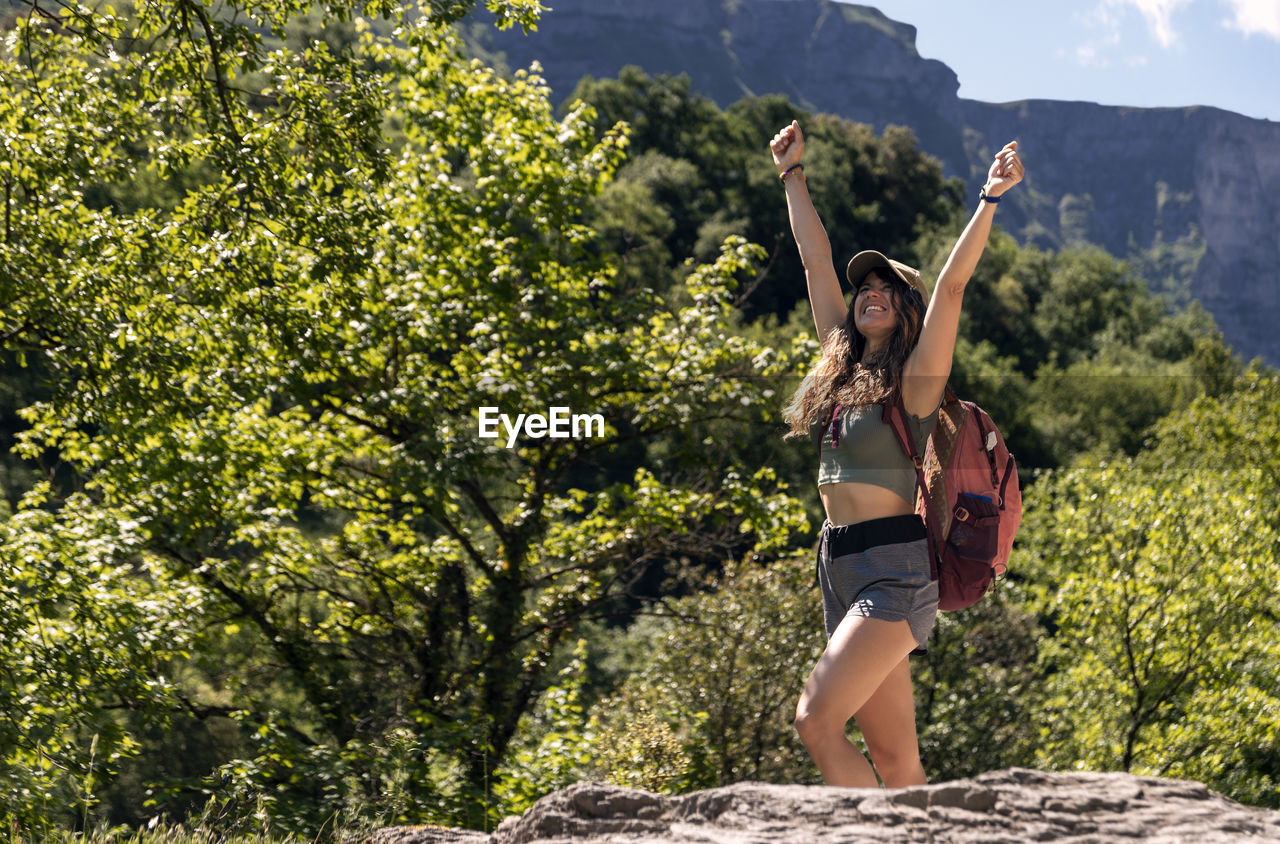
[375,767,1280,842]
[474,0,1280,364]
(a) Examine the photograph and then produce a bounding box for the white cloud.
[1113,0,1195,47]
[1075,41,1107,66]
[1220,0,1280,40]
[1072,3,1126,66]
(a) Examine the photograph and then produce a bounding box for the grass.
[0,817,378,844]
[2,830,301,844]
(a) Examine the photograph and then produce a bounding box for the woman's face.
[852,271,899,346]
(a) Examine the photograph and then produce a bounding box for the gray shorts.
[817,514,940,651]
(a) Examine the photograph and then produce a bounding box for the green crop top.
[809,402,938,502]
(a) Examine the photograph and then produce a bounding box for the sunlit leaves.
[1023,374,1280,807]
[587,556,824,790]
[0,487,202,830]
[0,0,805,830]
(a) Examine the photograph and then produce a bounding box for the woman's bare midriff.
[820,481,915,526]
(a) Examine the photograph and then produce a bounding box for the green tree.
[584,555,825,791]
[913,217,1051,374]
[570,69,958,319]
[915,234,1241,470]
[1029,245,1155,367]
[1023,371,1280,807]
[1024,248,1239,467]
[0,0,807,832]
[914,582,1045,782]
[0,351,45,509]
[0,486,205,830]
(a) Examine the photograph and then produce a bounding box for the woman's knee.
[793,705,823,747]
[794,695,844,747]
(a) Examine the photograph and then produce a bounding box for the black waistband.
[821,513,926,557]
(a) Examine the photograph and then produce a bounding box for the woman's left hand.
[984,140,1024,198]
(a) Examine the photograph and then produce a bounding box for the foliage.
[912,222,1242,469]
[914,580,1045,782]
[1137,365,1280,480]
[492,634,693,821]
[4,828,299,844]
[493,554,826,807]
[569,68,960,318]
[588,691,691,794]
[0,0,1266,832]
[582,556,826,790]
[2,804,364,842]
[0,0,809,833]
[0,351,44,510]
[1022,371,1280,807]
[0,487,204,831]
[490,640,597,816]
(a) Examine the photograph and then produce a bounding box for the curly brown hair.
[782,273,927,439]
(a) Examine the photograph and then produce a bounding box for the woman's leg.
[794,613,919,786]
[854,654,927,787]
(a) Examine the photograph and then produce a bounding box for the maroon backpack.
[883,388,1021,610]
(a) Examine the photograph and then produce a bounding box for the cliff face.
[960,100,1280,356]
[476,0,1280,364]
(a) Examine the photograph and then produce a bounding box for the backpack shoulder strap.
[882,385,952,464]
[881,395,920,466]
[883,392,942,579]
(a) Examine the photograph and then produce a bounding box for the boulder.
[374,767,1280,842]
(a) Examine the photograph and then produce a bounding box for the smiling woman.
[768,117,1023,789]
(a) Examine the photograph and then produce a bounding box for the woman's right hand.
[770,120,805,174]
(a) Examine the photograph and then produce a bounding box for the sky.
[837,0,1280,122]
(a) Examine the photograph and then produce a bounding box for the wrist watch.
[979,186,1001,204]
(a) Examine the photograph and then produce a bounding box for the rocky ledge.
[374,767,1280,843]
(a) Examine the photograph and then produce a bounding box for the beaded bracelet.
[780,163,805,183]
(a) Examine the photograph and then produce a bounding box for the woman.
[770,119,1023,788]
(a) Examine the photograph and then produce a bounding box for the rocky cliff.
[375,768,1280,842]
[473,0,1280,364]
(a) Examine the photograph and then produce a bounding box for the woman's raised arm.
[901,141,1025,417]
[770,121,846,346]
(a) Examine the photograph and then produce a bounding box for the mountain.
[472,0,1280,365]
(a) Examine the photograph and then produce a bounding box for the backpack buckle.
[954,506,970,522]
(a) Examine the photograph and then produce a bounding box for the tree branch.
[179,0,243,145]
